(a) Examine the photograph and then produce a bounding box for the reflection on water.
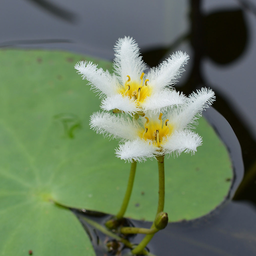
[2,0,256,255]
[153,201,256,256]
[26,0,77,23]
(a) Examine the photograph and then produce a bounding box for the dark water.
[2,0,256,255]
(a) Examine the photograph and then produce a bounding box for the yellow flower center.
[139,113,174,147]
[118,73,152,106]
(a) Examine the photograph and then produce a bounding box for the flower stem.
[132,155,165,255]
[156,155,165,214]
[120,227,158,235]
[116,160,137,219]
[132,232,155,255]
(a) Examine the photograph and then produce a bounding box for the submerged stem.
[116,160,137,219]
[82,216,156,255]
[132,155,166,255]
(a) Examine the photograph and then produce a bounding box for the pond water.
[2,0,256,255]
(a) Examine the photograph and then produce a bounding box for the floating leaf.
[0,49,232,254]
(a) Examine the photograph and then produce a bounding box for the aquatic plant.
[75,37,215,254]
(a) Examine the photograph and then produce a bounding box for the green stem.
[133,232,155,255]
[116,160,137,219]
[156,155,165,214]
[132,155,165,255]
[121,227,158,235]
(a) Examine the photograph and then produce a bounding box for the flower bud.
[154,212,168,230]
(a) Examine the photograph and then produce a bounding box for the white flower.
[75,36,189,113]
[90,88,215,162]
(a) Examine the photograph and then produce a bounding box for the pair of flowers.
[75,37,215,161]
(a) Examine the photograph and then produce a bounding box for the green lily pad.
[0,49,232,254]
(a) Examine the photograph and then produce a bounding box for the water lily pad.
[0,49,233,254]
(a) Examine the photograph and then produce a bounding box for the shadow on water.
[142,0,256,205]
[75,201,256,255]
[25,0,77,23]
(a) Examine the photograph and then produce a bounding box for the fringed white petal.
[142,89,185,112]
[147,51,189,92]
[113,37,146,85]
[116,139,156,162]
[171,88,215,130]
[101,94,138,113]
[75,61,117,97]
[163,130,202,156]
[90,112,138,140]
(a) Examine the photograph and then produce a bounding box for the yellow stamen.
[118,72,152,106]
[143,127,148,137]
[145,79,149,86]
[156,130,160,147]
[124,85,130,94]
[139,114,174,148]
[140,73,144,88]
[137,87,142,101]
[124,75,131,95]
[158,113,163,127]
[132,91,137,100]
